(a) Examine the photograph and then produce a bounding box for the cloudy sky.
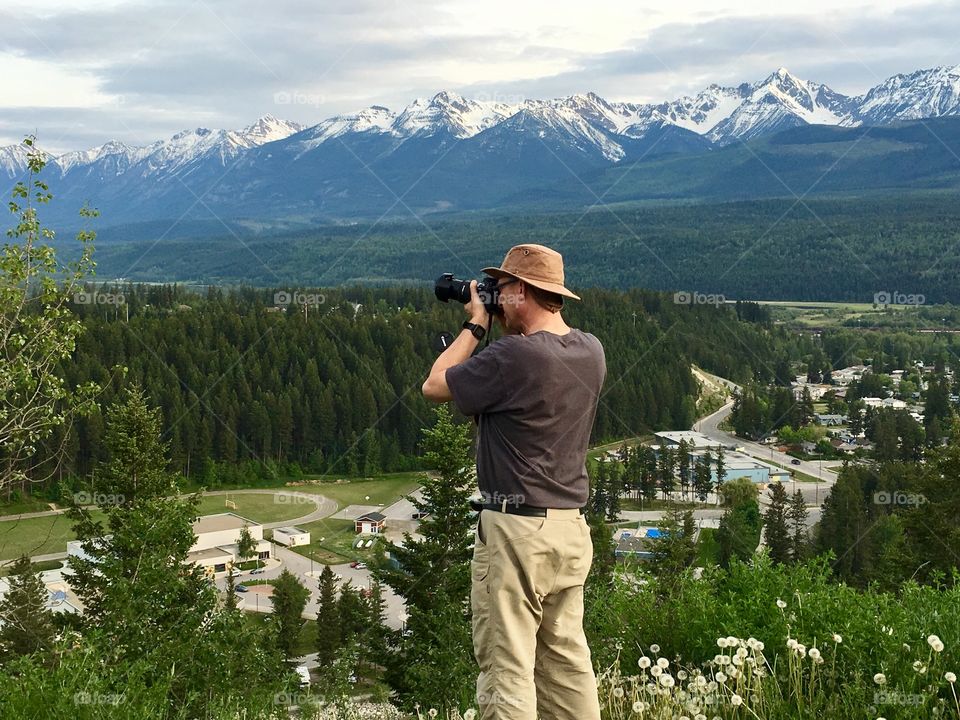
[2,0,958,153]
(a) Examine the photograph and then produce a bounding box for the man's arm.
[422,280,488,403]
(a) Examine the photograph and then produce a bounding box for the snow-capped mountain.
[858,65,960,125]
[4,63,960,224]
[706,68,857,143]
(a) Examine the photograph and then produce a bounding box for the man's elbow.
[422,371,451,403]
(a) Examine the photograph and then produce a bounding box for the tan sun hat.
[481,243,581,300]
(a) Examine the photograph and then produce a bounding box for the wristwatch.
[462,320,486,340]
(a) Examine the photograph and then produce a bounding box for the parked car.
[350,561,367,569]
[250,568,266,575]
[228,568,242,577]
[236,584,249,593]
[412,511,429,520]
[791,458,802,465]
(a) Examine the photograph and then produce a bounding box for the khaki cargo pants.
[471,508,600,720]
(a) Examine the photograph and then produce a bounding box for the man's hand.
[464,280,488,326]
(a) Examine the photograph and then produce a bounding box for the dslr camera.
[434,273,502,315]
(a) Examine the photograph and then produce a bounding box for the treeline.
[84,193,960,302]
[19,283,799,497]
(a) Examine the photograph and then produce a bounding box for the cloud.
[1,0,958,152]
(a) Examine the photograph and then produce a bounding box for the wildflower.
[726,636,739,647]
[787,638,798,650]
[913,660,927,674]
[428,710,438,719]
[796,644,807,656]
[808,648,822,661]
[715,672,727,684]
[832,633,842,643]
[659,674,675,688]
[730,694,743,706]
[651,665,663,677]
[945,672,956,683]
[632,701,645,712]
[776,599,787,609]
[677,670,688,680]
[657,657,670,669]
[464,711,477,720]
[639,656,651,669]
[717,637,728,648]
[874,673,887,685]
[650,644,660,654]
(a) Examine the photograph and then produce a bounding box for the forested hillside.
[25,285,796,494]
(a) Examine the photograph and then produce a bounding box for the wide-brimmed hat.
[481,243,580,300]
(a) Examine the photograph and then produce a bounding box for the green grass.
[287,518,385,565]
[279,472,425,508]
[0,493,54,516]
[696,527,719,566]
[193,493,317,524]
[0,511,105,560]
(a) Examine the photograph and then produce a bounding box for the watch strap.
[462,320,486,340]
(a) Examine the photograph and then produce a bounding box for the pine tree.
[316,565,341,668]
[271,568,310,658]
[648,507,697,579]
[605,461,622,523]
[693,451,713,502]
[763,483,791,564]
[788,489,809,562]
[0,555,55,663]
[676,439,691,500]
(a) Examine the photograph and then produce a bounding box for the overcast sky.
[2,0,958,153]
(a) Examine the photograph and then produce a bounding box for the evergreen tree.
[788,489,809,562]
[648,507,697,580]
[676,439,691,500]
[271,568,310,658]
[657,442,675,500]
[605,460,622,522]
[0,555,55,663]
[370,405,476,712]
[316,565,340,667]
[693,452,713,502]
[763,483,791,564]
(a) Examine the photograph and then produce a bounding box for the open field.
[283,518,384,566]
[194,494,317,524]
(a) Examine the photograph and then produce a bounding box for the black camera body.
[434,273,502,315]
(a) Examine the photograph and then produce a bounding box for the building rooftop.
[275,526,307,535]
[653,430,725,449]
[192,513,257,535]
[186,547,235,562]
[356,512,386,522]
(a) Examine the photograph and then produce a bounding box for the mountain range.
[3,64,960,230]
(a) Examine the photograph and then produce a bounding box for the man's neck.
[522,312,571,336]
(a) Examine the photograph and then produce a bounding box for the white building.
[187,513,272,576]
[272,526,310,547]
[653,430,726,451]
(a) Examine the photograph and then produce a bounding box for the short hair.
[526,284,564,313]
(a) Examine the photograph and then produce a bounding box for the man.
[422,243,606,720]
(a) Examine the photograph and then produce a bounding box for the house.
[814,414,847,426]
[272,526,311,547]
[355,512,386,535]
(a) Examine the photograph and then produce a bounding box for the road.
[694,399,839,486]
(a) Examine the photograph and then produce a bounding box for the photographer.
[422,244,606,720]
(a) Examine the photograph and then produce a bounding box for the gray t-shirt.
[446,328,606,508]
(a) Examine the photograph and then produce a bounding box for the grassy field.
[696,527,719,566]
[279,472,425,508]
[194,493,317,524]
[0,511,98,560]
[284,518,385,565]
